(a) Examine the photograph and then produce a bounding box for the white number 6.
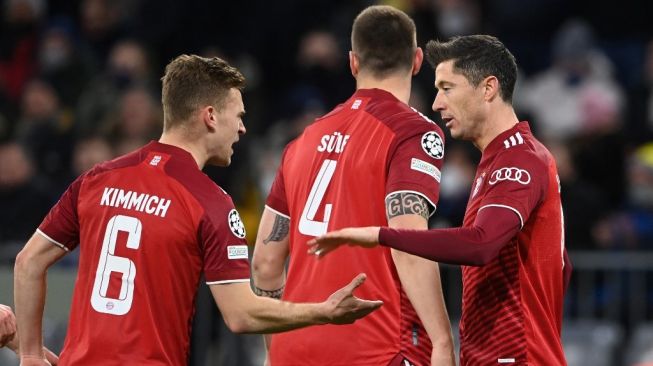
[91,215,141,315]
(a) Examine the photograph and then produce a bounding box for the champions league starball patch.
[228,209,246,238]
[421,131,444,159]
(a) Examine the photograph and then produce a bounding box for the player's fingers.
[357,299,383,310]
[343,273,367,292]
[44,347,59,365]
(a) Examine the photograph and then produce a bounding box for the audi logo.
[489,167,531,185]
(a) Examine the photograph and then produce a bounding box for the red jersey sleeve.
[386,129,444,215]
[200,197,251,284]
[265,146,290,217]
[38,174,84,251]
[479,149,548,227]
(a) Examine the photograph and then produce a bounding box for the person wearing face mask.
[37,19,93,109]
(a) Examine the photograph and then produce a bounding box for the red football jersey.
[459,122,566,365]
[266,88,445,365]
[37,142,251,366]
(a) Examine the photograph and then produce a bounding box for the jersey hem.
[265,205,290,219]
[478,204,524,228]
[35,229,70,252]
[206,278,251,285]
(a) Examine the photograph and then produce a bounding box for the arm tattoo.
[386,192,430,220]
[253,285,285,299]
[263,214,290,244]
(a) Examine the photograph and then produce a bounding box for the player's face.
[209,88,246,167]
[432,60,486,142]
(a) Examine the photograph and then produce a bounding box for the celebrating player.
[309,35,571,365]
[252,5,454,366]
[13,55,382,366]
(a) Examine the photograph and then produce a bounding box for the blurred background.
[0,0,652,364]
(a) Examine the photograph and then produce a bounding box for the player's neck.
[475,104,520,152]
[158,132,206,169]
[355,73,412,104]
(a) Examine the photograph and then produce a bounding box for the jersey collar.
[144,141,198,168]
[352,88,400,102]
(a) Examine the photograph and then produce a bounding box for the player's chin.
[208,155,231,167]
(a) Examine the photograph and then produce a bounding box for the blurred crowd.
[1,0,653,257]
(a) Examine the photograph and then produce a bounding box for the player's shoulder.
[367,97,439,128]
[76,147,148,186]
[369,101,444,145]
[493,130,549,170]
[174,169,235,211]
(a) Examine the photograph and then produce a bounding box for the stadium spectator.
[15,79,74,188]
[76,39,155,137]
[13,54,381,366]
[0,0,44,105]
[515,19,624,141]
[309,35,571,365]
[0,142,51,252]
[36,18,94,110]
[102,86,161,155]
[252,6,454,366]
[627,38,653,144]
[593,142,653,249]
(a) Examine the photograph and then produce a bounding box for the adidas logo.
[503,132,524,149]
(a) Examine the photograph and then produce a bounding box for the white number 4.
[299,159,337,237]
[91,215,141,315]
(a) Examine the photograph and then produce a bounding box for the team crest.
[421,132,444,159]
[472,172,485,198]
[228,209,246,239]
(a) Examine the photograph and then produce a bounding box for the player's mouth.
[442,116,454,129]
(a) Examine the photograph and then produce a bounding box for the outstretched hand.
[0,304,16,348]
[307,227,381,258]
[322,273,383,325]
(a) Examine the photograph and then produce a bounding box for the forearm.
[14,257,47,357]
[380,207,520,266]
[233,296,327,334]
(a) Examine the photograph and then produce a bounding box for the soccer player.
[309,35,571,365]
[13,55,382,366]
[252,6,454,366]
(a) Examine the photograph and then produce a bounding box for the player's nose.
[432,93,445,112]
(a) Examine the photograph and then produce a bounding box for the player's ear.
[412,47,423,76]
[483,76,500,102]
[202,106,218,132]
[349,51,359,77]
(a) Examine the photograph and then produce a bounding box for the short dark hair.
[351,5,416,78]
[161,55,245,130]
[425,35,517,103]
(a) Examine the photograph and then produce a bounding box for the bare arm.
[308,206,520,266]
[386,193,454,365]
[251,207,291,357]
[14,232,67,365]
[209,274,382,334]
